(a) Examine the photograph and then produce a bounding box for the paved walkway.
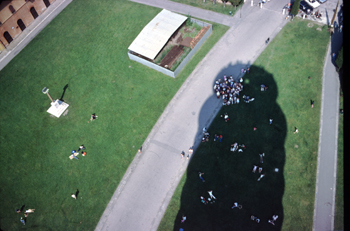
[313,14,342,231]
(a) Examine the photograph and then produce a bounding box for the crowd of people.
[213,75,244,106]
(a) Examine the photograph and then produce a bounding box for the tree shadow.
[173,63,286,231]
[59,84,69,101]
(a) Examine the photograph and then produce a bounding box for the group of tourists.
[213,75,244,106]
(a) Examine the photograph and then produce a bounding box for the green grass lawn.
[334,94,343,230]
[158,19,329,231]
[171,0,242,16]
[0,0,228,230]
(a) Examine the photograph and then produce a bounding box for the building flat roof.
[128,9,187,60]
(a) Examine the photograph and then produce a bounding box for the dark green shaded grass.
[0,1,229,230]
[334,95,343,230]
[158,19,329,231]
[171,0,241,16]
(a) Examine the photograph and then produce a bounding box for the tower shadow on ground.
[173,63,286,231]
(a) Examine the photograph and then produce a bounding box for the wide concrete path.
[95,1,289,231]
[313,18,342,231]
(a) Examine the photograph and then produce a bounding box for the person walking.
[199,172,205,182]
[269,119,273,124]
[311,100,315,108]
[181,215,187,223]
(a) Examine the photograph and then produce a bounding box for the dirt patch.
[160,45,184,68]
[181,37,192,47]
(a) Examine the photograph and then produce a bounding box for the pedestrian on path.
[189,147,193,155]
[269,119,273,124]
[181,215,186,223]
[208,190,216,199]
[254,127,257,131]
[199,172,205,182]
[181,151,184,159]
[219,135,223,142]
[247,67,250,74]
[214,134,219,141]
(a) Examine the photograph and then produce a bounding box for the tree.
[228,0,241,6]
[335,46,343,70]
[290,0,301,16]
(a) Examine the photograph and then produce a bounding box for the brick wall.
[0,0,56,47]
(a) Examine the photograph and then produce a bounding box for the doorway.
[30,7,38,19]
[43,0,50,8]
[17,19,26,31]
[4,32,13,44]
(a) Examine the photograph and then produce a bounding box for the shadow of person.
[59,84,69,101]
[173,63,286,231]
